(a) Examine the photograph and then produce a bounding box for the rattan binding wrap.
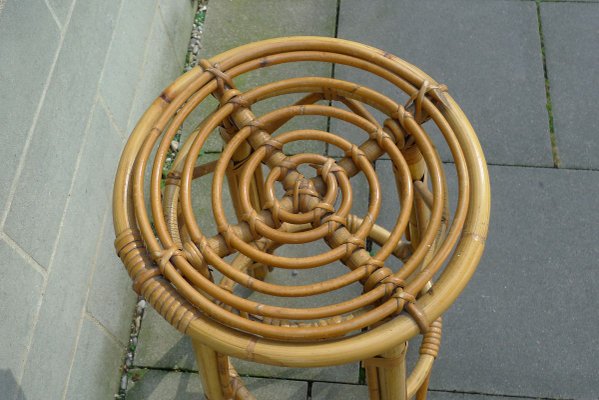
[113,37,490,399]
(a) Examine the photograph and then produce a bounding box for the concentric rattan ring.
[113,37,490,381]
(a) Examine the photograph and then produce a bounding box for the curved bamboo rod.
[112,36,490,397]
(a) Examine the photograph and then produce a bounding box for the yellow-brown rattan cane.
[113,37,490,399]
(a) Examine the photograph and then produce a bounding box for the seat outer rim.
[112,36,490,368]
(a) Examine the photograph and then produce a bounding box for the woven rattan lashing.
[113,37,490,399]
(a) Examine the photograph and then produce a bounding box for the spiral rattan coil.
[113,37,490,399]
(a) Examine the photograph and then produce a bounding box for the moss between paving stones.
[116,2,210,399]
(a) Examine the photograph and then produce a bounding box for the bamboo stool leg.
[192,339,229,400]
[415,373,431,400]
[364,342,408,400]
[378,342,408,400]
[365,363,381,400]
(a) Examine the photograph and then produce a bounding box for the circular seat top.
[113,37,490,366]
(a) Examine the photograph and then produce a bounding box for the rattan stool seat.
[113,37,490,399]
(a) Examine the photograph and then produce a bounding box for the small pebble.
[291,270,298,276]
[135,300,146,314]
[170,140,179,151]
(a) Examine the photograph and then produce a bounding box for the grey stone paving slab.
[190,153,237,238]
[87,215,137,343]
[242,377,307,400]
[233,357,359,386]
[312,383,369,400]
[99,0,157,134]
[3,0,120,268]
[135,307,197,370]
[127,7,184,133]
[126,369,308,400]
[201,0,336,57]
[372,160,409,235]
[426,393,530,400]
[311,383,530,400]
[126,369,200,400]
[0,370,25,400]
[17,102,123,400]
[0,0,60,211]
[63,317,124,400]
[424,165,599,398]
[195,0,337,155]
[541,2,599,169]
[46,0,75,27]
[335,0,552,167]
[159,0,195,62]
[0,239,44,400]
[179,97,226,153]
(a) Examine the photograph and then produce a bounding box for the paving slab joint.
[43,0,63,31]
[118,1,209,398]
[324,0,342,158]
[535,0,561,168]
[429,388,578,400]
[115,298,148,399]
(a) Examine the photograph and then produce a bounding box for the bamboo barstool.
[113,37,490,400]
